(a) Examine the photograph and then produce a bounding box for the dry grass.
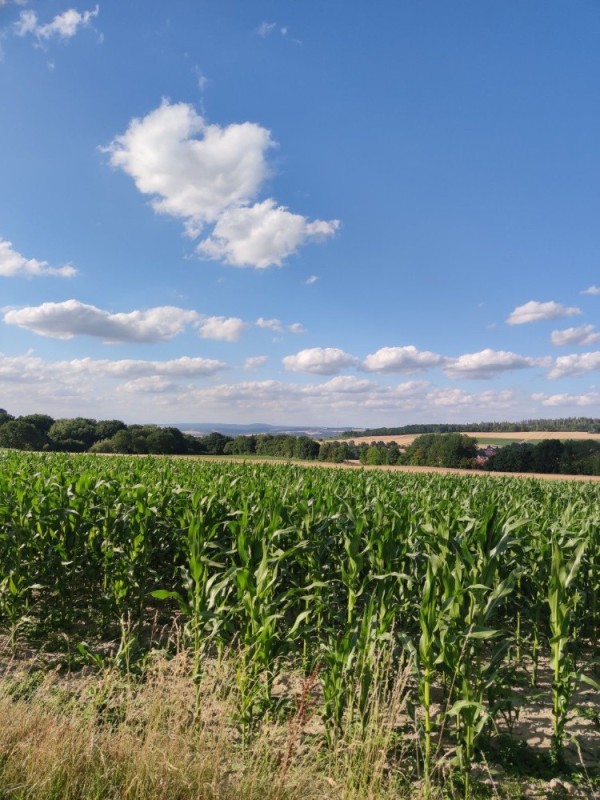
[1,641,599,799]
[0,647,418,800]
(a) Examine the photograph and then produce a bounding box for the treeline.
[2,409,600,475]
[0,408,473,467]
[344,433,600,475]
[320,433,477,467]
[0,410,205,455]
[0,409,323,458]
[342,416,600,437]
[484,439,600,475]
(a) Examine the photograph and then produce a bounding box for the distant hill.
[166,422,361,439]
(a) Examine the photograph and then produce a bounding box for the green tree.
[48,418,98,451]
[400,433,477,468]
[531,439,564,473]
[19,413,54,435]
[145,426,188,454]
[95,419,127,440]
[0,409,14,426]
[0,419,45,451]
[293,436,319,460]
[200,432,233,455]
[365,446,382,465]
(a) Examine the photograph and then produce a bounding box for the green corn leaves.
[0,451,599,796]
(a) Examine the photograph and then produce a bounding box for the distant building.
[474,445,499,466]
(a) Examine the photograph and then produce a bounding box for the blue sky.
[1,0,599,426]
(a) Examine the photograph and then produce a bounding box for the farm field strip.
[344,431,600,446]
[1,451,599,797]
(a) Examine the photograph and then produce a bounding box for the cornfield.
[1,450,599,797]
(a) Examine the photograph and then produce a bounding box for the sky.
[0,0,599,427]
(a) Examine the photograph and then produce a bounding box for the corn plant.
[546,520,598,765]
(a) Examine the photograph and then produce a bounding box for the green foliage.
[400,432,477,468]
[48,417,98,451]
[18,414,55,435]
[485,439,600,476]
[0,419,46,451]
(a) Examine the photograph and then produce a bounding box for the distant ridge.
[164,422,360,438]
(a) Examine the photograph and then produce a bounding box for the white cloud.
[0,238,77,278]
[14,5,98,40]
[0,352,227,384]
[99,356,227,379]
[532,391,600,408]
[244,355,268,370]
[361,346,445,374]
[196,315,246,341]
[257,21,277,36]
[582,286,600,296]
[105,101,339,269]
[548,351,600,379]
[194,68,209,92]
[0,351,233,416]
[506,300,581,325]
[256,317,283,333]
[426,388,517,409]
[305,275,319,285]
[551,325,600,347]
[153,379,517,422]
[197,199,339,268]
[309,376,374,394]
[14,9,38,35]
[4,300,198,342]
[282,347,357,375]
[119,377,176,394]
[444,348,547,380]
[257,21,287,37]
[256,317,305,334]
[0,352,525,422]
[105,101,272,227]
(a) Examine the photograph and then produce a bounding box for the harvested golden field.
[344,431,600,446]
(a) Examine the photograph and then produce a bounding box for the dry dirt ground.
[207,455,600,483]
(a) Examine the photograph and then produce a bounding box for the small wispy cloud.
[196,315,246,342]
[194,67,209,92]
[244,355,268,370]
[14,5,99,41]
[0,238,77,279]
[256,317,305,334]
[582,285,600,296]
[305,275,319,285]
[506,300,581,325]
[257,20,287,37]
[256,317,283,333]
